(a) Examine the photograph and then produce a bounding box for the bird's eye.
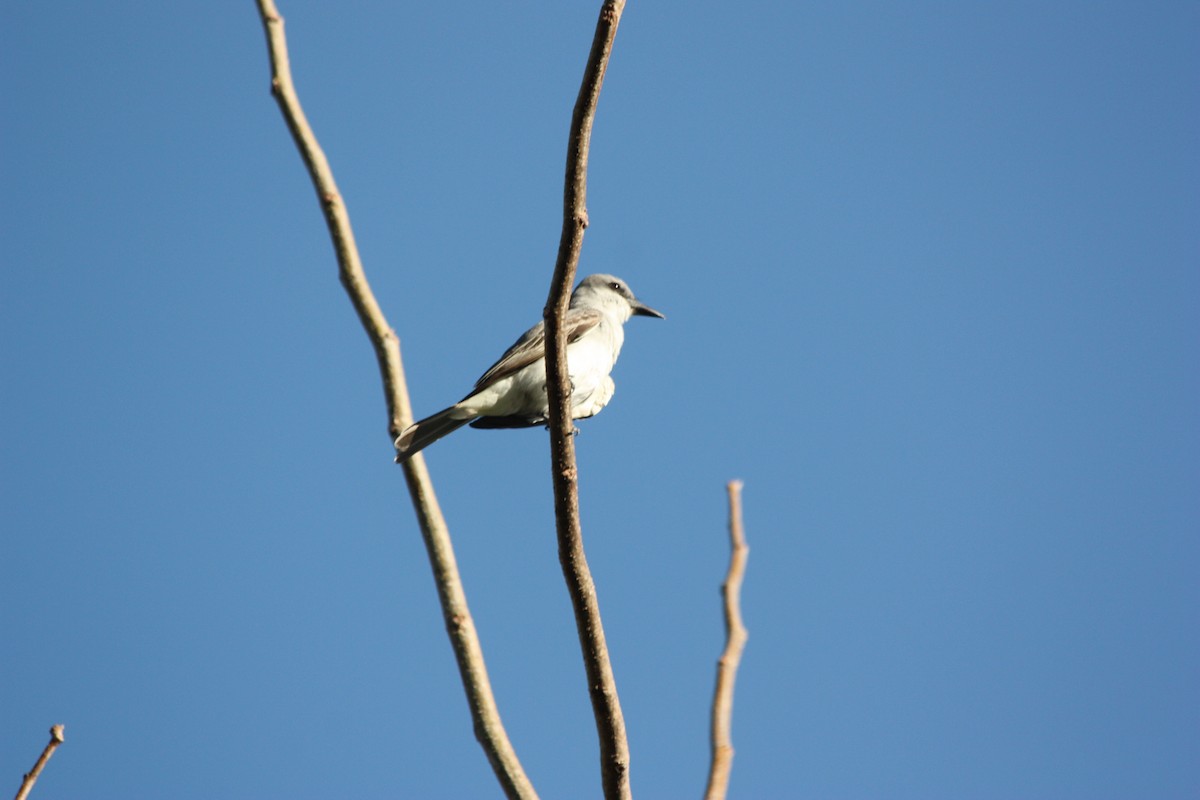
[610,282,621,291]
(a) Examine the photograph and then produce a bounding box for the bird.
[394,274,663,463]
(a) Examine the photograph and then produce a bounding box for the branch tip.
[13,726,67,800]
[704,481,749,800]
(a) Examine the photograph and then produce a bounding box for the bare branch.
[542,2,630,799]
[704,481,750,800]
[253,4,535,797]
[13,725,65,800]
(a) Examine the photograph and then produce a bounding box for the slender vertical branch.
[254,4,535,797]
[255,1,404,441]
[704,481,750,800]
[13,725,65,800]
[542,2,630,799]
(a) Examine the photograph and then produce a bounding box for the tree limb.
[542,2,630,799]
[254,4,535,797]
[13,725,64,800]
[704,480,750,800]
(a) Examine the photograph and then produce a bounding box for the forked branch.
[704,481,750,800]
[254,3,535,797]
[541,2,631,799]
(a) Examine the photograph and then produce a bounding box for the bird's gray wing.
[469,307,603,392]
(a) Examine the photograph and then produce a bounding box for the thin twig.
[542,2,630,799]
[704,481,750,800]
[13,725,65,800]
[253,4,535,797]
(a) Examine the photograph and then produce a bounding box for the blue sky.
[3,2,1197,798]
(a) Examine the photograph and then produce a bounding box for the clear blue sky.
[3,2,1197,798]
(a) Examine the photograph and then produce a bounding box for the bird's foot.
[539,423,581,436]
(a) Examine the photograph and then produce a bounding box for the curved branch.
[254,4,535,797]
[542,2,630,799]
[14,725,65,800]
[704,481,750,800]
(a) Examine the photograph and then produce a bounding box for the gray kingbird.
[394,274,663,462]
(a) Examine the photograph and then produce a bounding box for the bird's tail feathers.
[394,406,474,463]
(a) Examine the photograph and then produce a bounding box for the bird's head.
[571,274,665,322]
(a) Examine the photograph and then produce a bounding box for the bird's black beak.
[632,300,665,319]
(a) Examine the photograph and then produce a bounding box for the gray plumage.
[394,274,663,462]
